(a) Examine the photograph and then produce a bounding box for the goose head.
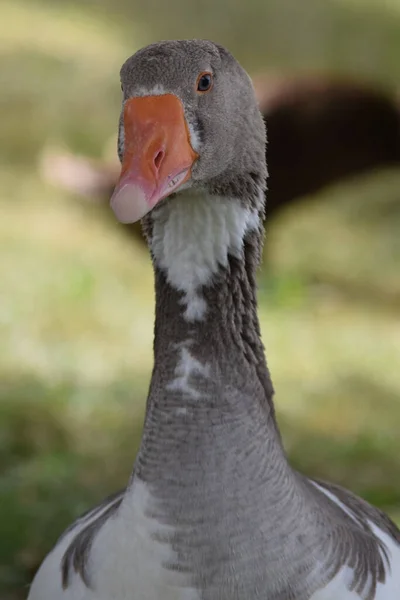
[110,39,267,224]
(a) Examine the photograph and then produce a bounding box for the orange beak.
[110,94,198,223]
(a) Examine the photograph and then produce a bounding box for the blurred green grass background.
[1,0,400,598]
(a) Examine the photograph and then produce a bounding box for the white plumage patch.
[151,192,259,321]
[88,479,199,600]
[309,482,400,599]
[28,495,122,599]
[134,84,167,97]
[368,522,400,598]
[309,549,400,600]
[28,480,200,600]
[186,121,202,153]
[309,567,367,599]
[167,342,210,400]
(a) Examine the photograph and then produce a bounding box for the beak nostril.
[154,150,165,171]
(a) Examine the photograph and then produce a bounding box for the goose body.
[28,40,400,600]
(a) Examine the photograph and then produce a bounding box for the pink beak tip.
[110,182,150,224]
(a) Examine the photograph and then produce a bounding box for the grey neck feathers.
[135,192,287,485]
[130,195,323,595]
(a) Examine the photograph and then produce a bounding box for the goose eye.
[196,72,213,93]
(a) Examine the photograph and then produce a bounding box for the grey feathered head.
[111,39,267,223]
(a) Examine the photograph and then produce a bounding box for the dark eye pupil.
[198,74,211,91]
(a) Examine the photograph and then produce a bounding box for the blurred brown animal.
[40,75,400,243]
[254,74,400,215]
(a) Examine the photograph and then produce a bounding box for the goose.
[28,39,400,600]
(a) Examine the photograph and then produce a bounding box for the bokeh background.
[1,0,400,598]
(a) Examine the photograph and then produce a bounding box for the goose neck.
[134,191,288,483]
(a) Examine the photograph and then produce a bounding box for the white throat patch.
[150,192,260,321]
